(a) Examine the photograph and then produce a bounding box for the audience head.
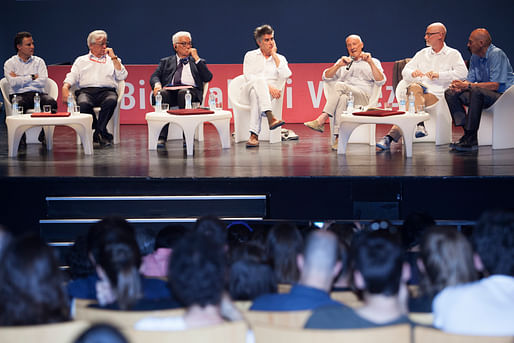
[74,324,129,343]
[14,31,33,54]
[0,235,69,326]
[87,216,135,266]
[67,234,95,279]
[401,211,435,250]
[473,209,514,276]
[135,228,156,256]
[194,215,227,247]
[299,230,341,291]
[266,222,304,284]
[351,230,406,296]
[169,232,226,308]
[226,221,254,252]
[419,227,477,295]
[154,225,187,250]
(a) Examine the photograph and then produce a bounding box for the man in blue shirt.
[445,28,514,151]
[250,231,343,311]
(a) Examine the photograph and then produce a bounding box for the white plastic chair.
[73,80,125,145]
[1,77,58,143]
[228,75,286,144]
[478,85,514,149]
[326,81,382,145]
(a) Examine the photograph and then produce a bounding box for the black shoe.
[103,131,113,143]
[93,132,111,148]
[455,133,478,152]
[19,133,27,149]
[38,129,46,144]
[449,133,469,149]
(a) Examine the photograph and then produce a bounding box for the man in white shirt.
[242,24,290,148]
[62,30,128,147]
[376,23,467,150]
[304,35,385,149]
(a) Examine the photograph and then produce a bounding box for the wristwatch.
[468,82,472,89]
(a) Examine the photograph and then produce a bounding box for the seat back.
[392,58,412,91]
[414,326,514,343]
[244,310,312,329]
[253,323,411,343]
[479,85,514,149]
[122,320,248,343]
[0,78,13,116]
[0,320,90,343]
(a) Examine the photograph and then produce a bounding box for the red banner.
[48,62,396,124]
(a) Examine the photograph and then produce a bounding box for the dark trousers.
[9,92,57,113]
[76,87,118,134]
[444,87,501,132]
[156,88,202,138]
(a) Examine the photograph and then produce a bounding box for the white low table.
[337,111,430,158]
[146,110,232,156]
[6,113,94,157]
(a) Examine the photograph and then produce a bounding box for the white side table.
[337,112,430,158]
[145,110,232,156]
[6,114,94,157]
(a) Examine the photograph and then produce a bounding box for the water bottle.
[12,94,19,114]
[208,91,216,110]
[155,90,162,111]
[347,91,354,113]
[34,92,41,112]
[398,95,406,112]
[408,91,415,114]
[185,90,192,109]
[67,94,74,113]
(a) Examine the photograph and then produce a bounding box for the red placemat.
[167,109,215,115]
[31,112,71,117]
[352,110,405,117]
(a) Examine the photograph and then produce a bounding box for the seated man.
[250,230,343,311]
[304,34,385,150]
[150,31,213,146]
[62,30,128,147]
[433,209,514,336]
[4,31,58,144]
[377,23,467,150]
[305,230,410,329]
[445,28,514,151]
[242,24,289,148]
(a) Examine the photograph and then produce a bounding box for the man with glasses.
[377,22,467,151]
[63,30,127,147]
[150,31,213,146]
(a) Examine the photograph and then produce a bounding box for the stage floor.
[1,121,513,178]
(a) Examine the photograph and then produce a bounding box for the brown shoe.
[246,133,259,148]
[304,120,324,133]
[331,137,339,151]
[269,119,285,130]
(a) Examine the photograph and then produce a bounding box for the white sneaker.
[376,136,391,150]
[415,125,428,138]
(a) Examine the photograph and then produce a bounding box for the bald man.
[304,35,386,150]
[445,28,514,151]
[377,23,467,150]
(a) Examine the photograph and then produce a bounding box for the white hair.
[87,30,107,47]
[172,31,192,45]
[346,34,362,44]
[428,22,447,37]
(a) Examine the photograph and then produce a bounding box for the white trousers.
[242,78,276,135]
[323,82,369,133]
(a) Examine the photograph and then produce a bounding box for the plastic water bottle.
[67,94,74,113]
[12,94,19,114]
[347,91,354,113]
[185,90,192,109]
[34,92,41,112]
[209,91,216,110]
[398,96,406,111]
[408,91,415,114]
[155,90,162,111]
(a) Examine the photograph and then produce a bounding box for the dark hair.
[155,225,187,250]
[194,215,227,246]
[230,242,267,264]
[352,230,404,296]
[87,216,135,265]
[135,228,156,256]
[419,227,477,295]
[227,221,253,251]
[75,324,129,343]
[0,235,70,326]
[402,211,436,250]
[14,31,32,52]
[67,235,95,279]
[254,24,274,42]
[168,233,225,307]
[229,259,277,300]
[474,209,514,276]
[266,223,304,284]
[97,238,142,310]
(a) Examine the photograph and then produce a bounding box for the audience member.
[67,234,95,280]
[410,227,477,313]
[194,215,227,247]
[433,209,514,335]
[265,222,304,284]
[135,228,157,257]
[226,221,254,253]
[0,235,70,326]
[250,230,342,311]
[135,232,243,330]
[305,230,410,329]
[140,225,187,278]
[74,324,129,343]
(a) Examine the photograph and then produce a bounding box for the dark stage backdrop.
[1,0,513,68]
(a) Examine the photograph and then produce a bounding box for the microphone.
[346,56,355,70]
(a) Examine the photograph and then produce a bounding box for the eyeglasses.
[94,41,109,46]
[176,42,192,47]
[425,32,441,36]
